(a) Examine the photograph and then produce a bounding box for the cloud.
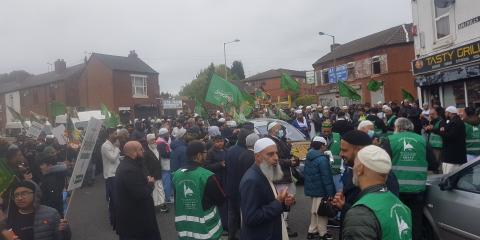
[0,0,412,94]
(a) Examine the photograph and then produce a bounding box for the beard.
[259,160,284,182]
[352,172,358,186]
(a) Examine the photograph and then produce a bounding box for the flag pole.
[288,94,291,108]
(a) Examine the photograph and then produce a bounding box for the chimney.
[54,59,66,73]
[330,43,341,52]
[128,50,138,58]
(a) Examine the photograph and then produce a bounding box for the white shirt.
[101,139,121,179]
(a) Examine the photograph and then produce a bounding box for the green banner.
[0,158,15,195]
[280,74,300,93]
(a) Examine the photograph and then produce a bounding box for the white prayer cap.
[290,108,295,112]
[176,128,187,138]
[155,119,162,123]
[377,101,383,105]
[306,106,312,110]
[383,106,392,112]
[357,145,391,174]
[312,136,327,145]
[193,113,199,117]
[218,118,226,123]
[146,134,156,142]
[226,120,237,127]
[357,120,374,130]
[298,105,304,109]
[216,110,220,114]
[267,121,281,131]
[158,128,169,136]
[46,135,55,139]
[342,105,348,110]
[254,138,277,153]
[323,106,330,110]
[295,109,303,114]
[445,106,458,114]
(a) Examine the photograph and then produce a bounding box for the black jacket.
[143,147,162,179]
[114,156,160,239]
[225,144,249,201]
[366,114,387,133]
[40,164,68,217]
[443,115,467,164]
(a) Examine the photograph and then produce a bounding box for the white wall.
[412,0,480,57]
[5,91,21,123]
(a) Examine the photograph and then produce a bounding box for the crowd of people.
[0,98,478,240]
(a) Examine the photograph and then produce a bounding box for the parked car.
[249,118,309,183]
[423,158,480,240]
[249,118,306,141]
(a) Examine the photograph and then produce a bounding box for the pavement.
[68,176,339,239]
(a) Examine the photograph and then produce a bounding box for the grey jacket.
[33,205,70,240]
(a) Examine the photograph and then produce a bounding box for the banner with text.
[26,122,45,139]
[67,117,102,191]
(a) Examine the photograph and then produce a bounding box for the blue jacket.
[240,164,284,240]
[291,119,310,138]
[225,144,249,201]
[303,149,336,198]
[170,139,187,172]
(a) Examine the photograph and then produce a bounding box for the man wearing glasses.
[1,180,70,240]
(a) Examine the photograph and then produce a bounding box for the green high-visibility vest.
[429,120,443,148]
[387,115,397,130]
[173,167,223,240]
[330,132,342,175]
[465,122,480,155]
[353,190,412,240]
[388,132,427,193]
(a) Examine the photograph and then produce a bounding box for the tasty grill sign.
[412,40,480,75]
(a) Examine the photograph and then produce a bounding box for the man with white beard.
[239,138,295,240]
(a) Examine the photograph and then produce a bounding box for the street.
[67,177,339,240]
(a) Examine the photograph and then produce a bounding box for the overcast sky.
[0,0,412,94]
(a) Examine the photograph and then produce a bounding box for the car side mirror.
[439,177,454,191]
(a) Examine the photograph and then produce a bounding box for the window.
[456,163,480,193]
[468,81,480,109]
[372,56,381,75]
[347,62,356,80]
[434,4,450,39]
[131,74,148,97]
[322,69,329,84]
[443,82,465,108]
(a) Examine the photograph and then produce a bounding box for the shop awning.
[415,63,480,87]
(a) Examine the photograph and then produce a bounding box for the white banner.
[26,122,44,139]
[67,117,102,191]
[52,124,67,145]
[306,71,315,84]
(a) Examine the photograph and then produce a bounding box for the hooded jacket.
[303,149,336,197]
[170,138,188,171]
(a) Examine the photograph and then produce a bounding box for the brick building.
[242,69,313,101]
[313,24,416,107]
[0,51,160,129]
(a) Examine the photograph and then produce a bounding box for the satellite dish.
[434,0,455,8]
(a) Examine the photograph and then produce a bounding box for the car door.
[429,162,480,240]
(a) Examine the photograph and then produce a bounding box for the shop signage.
[328,65,348,83]
[458,16,480,30]
[306,71,315,84]
[163,99,183,109]
[412,40,480,75]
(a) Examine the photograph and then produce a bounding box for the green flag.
[275,109,290,121]
[49,101,66,119]
[100,104,119,128]
[338,81,361,101]
[205,74,243,107]
[367,80,383,92]
[194,98,207,118]
[280,74,300,93]
[0,157,15,195]
[402,89,415,102]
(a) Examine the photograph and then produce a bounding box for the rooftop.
[243,68,306,82]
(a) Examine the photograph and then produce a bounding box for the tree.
[179,63,239,100]
[231,60,245,80]
[0,70,32,82]
[294,95,317,107]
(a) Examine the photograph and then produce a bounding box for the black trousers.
[228,200,241,240]
[105,177,116,229]
[399,192,425,240]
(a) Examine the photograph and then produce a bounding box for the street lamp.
[319,31,338,105]
[224,39,240,80]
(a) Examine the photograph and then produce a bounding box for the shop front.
[413,39,480,108]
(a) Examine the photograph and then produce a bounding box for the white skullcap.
[298,105,304,109]
[226,120,237,127]
[158,128,169,135]
[218,118,226,123]
[383,106,392,112]
[295,109,303,114]
[146,133,156,142]
[357,120,374,130]
[290,108,295,111]
[254,138,276,153]
[46,135,55,139]
[312,136,327,145]
[377,101,383,105]
[357,145,391,174]
[216,110,220,113]
[342,105,348,110]
[176,128,187,138]
[155,119,162,123]
[445,106,458,114]
[323,106,329,110]
[267,121,281,131]
[306,106,312,109]
[193,113,199,117]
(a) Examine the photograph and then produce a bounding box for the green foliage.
[179,63,239,100]
[294,95,317,106]
[231,60,245,80]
